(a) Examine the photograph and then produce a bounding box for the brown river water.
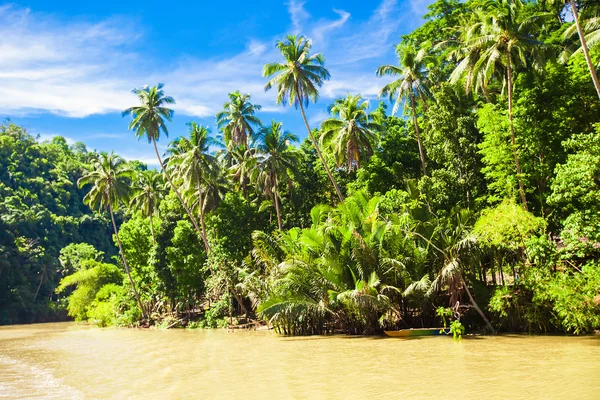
[0,322,599,399]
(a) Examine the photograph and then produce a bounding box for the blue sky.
[2,0,433,165]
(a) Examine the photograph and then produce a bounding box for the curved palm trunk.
[410,95,427,176]
[507,52,528,210]
[109,203,146,319]
[570,0,600,99]
[297,92,345,203]
[231,288,249,318]
[196,176,212,253]
[460,275,494,333]
[273,175,283,230]
[152,139,207,245]
[410,230,493,332]
[149,210,156,245]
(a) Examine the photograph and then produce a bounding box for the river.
[0,322,599,399]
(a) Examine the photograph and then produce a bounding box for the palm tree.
[563,0,600,98]
[77,153,145,318]
[377,44,433,176]
[228,144,257,200]
[216,91,262,148]
[448,0,548,210]
[130,170,166,244]
[167,122,217,253]
[442,11,501,103]
[256,192,401,335]
[263,34,344,203]
[255,121,300,230]
[200,163,230,215]
[122,84,206,239]
[427,210,495,332]
[320,94,378,172]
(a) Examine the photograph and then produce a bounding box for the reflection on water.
[1,322,599,399]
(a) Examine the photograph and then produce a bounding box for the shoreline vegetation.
[2,0,600,336]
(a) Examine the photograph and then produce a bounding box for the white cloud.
[321,74,383,99]
[0,1,431,120]
[0,5,138,117]
[247,39,268,56]
[287,0,310,33]
[312,9,351,42]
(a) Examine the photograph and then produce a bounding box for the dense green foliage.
[3,0,600,334]
[0,124,118,324]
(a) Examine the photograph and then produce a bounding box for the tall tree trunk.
[460,275,494,333]
[507,52,528,210]
[149,210,156,245]
[242,179,248,200]
[33,264,46,302]
[482,84,491,103]
[152,139,208,248]
[411,94,427,176]
[421,94,430,112]
[537,153,546,218]
[273,175,282,230]
[482,265,487,286]
[110,203,146,319]
[232,290,249,317]
[196,176,212,253]
[571,0,600,99]
[296,90,345,203]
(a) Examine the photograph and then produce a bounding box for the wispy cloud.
[280,0,424,101]
[0,5,138,117]
[0,1,431,120]
[312,9,351,42]
[287,0,310,33]
[325,0,401,65]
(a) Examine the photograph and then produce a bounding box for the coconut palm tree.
[77,152,145,318]
[229,144,257,200]
[377,44,433,176]
[263,34,344,202]
[122,84,206,239]
[200,162,230,215]
[129,170,166,244]
[320,94,378,172]
[448,0,549,210]
[427,209,495,332]
[216,91,262,148]
[563,0,600,98]
[255,121,300,230]
[167,122,218,253]
[441,10,502,103]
